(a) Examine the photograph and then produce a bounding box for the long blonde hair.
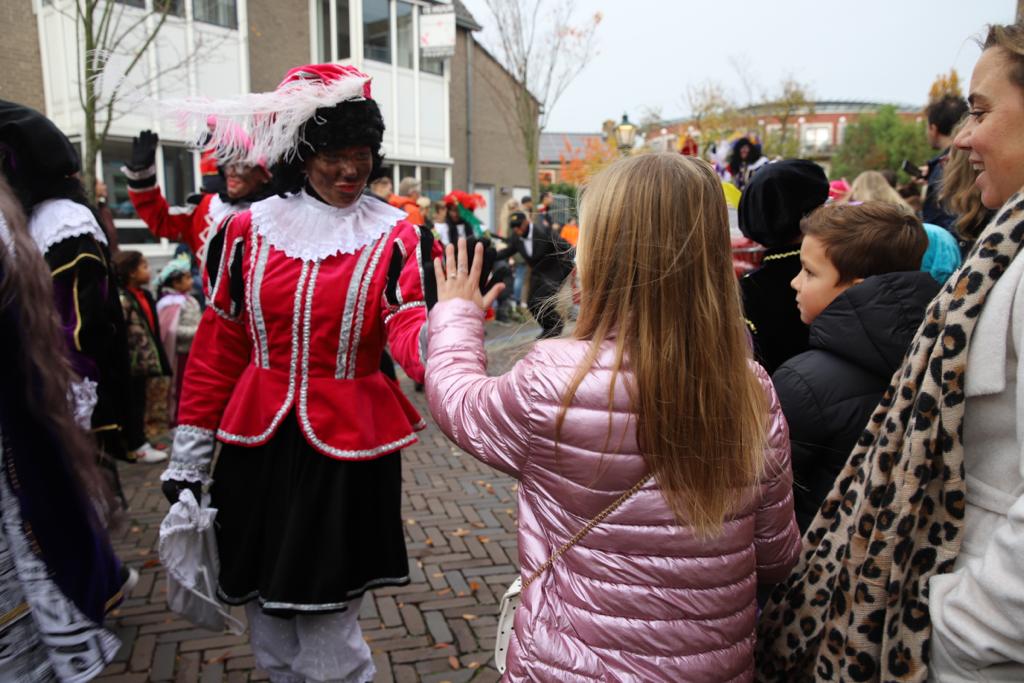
[560,154,768,538]
[846,170,913,211]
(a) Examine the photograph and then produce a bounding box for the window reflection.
[363,0,390,64]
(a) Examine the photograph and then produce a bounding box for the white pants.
[246,598,374,683]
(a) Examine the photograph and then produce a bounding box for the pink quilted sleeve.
[425,298,537,478]
[750,362,802,583]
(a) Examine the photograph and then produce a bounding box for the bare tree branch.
[475,0,601,196]
[67,0,226,203]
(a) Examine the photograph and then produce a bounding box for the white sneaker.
[135,444,168,464]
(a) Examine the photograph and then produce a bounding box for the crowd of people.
[0,19,1022,683]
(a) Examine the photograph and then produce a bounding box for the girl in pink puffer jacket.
[426,154,800,682]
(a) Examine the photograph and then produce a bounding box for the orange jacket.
[388,194,424,225]
[560,222,579,247]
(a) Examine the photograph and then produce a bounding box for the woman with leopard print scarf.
[756,23,1024,683]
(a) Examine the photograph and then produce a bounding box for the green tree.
[831,106,933,181]
[760,77,813,158]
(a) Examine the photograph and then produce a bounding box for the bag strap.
[523,473,651,589]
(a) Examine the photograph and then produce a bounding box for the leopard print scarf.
[756,193,1024,682]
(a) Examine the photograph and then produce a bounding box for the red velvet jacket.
[124,166,237,292]
[129,186,226,256]
[165,192,439,485]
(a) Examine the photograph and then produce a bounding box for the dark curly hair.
[273,98,386,196]
[727,137,761,176]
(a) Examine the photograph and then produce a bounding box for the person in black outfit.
[439,202,514,320]
[922,95,969,230]
[0,99,134,482]
[773,201,937,532]
[738,159,829,374]
[497,211,574,338]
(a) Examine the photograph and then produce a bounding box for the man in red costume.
[121,128,272,280]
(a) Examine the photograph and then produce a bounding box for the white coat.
[928,253,1024,682]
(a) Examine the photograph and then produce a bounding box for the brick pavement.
[97,321,539,683]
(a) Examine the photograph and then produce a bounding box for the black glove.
[128,130,159,171]
[161,479,202,506]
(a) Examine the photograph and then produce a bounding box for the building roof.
[453,0,482,31]
[739,99,921,116]
[660,99,922,128]
[540,131,604,163]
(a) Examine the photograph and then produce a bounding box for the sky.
[459,0,1016,133]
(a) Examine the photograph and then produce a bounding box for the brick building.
[647,100,922,174]
[1,0,533,247]
[449,7,538,231]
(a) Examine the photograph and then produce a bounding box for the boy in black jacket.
[774,201,939,532]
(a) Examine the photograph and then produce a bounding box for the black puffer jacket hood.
[809,271,938,378]
[772,270,939,532]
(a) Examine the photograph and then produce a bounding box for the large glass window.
[335,0,351,60]
[363,0,390,64]
[802,125,831,152]
[396,1,414,69]
[102,140,157,244]
[337,0,354,60]
[316,0,331,62]
[102,141,137,222]
[421,165,446,201]
[398,164,417,184]
[421,57,444,76]
[103,142,198,245]
[154,0,185,16]
[316,0,352,61]
[162,145,197,213]
[193,0,237,28]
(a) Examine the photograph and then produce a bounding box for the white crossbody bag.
[494,475,651,674]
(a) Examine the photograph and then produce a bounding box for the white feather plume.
[165,75,370,167]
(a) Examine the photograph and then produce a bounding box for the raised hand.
[129,130,159,171]
[434,238,505,312]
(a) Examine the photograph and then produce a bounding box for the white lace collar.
[250,191,406,262]
[29,198,108,254]
[207,194,237,225]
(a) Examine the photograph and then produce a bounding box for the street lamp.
[613,113,637,155]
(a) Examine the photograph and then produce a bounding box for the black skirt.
[210,412,409,614]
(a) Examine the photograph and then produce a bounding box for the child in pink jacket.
[426,154,801,682]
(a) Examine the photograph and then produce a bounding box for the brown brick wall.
[247,0,311,91]
[0,0,46,111]
[450,30,534,211]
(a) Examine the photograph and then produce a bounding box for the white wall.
[38,0,248,144]
[360,61,448,167]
